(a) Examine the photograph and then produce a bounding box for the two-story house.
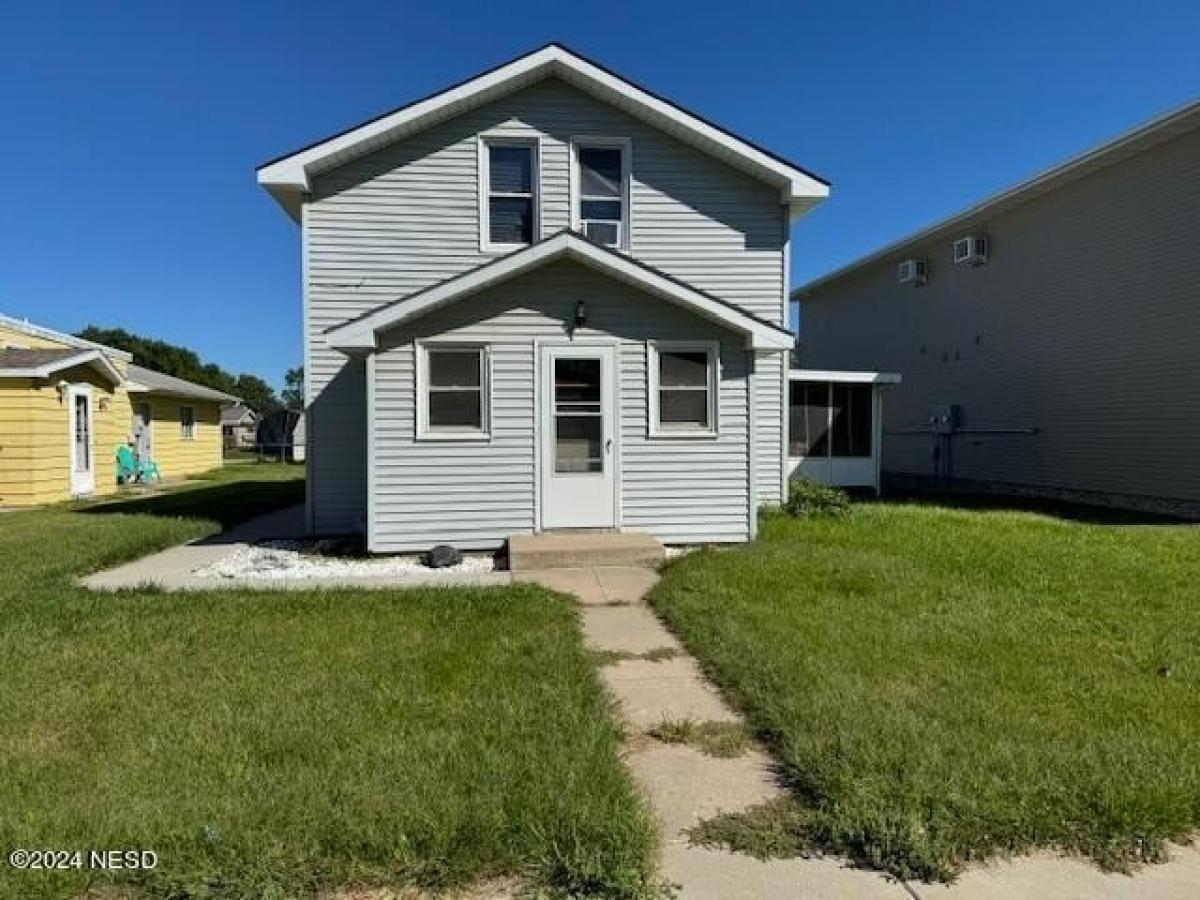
[257,44,828,551]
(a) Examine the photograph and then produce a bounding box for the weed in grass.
[688,797,812,861]
[647,719,752,758]
[589,647,682,666]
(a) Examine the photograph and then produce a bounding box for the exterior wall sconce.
[574,300,587,330]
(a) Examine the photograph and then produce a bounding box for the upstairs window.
[648,342,718,437]
[572,139,629,249]
[480,139,538,250]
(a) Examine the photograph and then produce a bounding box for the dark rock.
[423,544,463,569]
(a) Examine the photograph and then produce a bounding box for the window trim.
[569,136,632,250]
[415,341,492,441]
[646,340,719,439]
[478,134,540,253]
[179,405,196,441]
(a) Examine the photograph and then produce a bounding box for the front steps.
[507,531,665,571]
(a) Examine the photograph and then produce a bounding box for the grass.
[651,499,1200,881]
[0,465,657,899]
[646,720,752,758]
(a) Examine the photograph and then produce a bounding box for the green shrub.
[783,477,851,518]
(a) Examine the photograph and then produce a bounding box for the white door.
[541,344,616,529]
[68,385,95,495]
[132,402,152,460]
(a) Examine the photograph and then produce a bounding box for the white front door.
[68,385,95,496]
[541,344,616,529]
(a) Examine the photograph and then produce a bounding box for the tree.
[281,366,305,410]
[233,374,279,413]
[78,325,279,410]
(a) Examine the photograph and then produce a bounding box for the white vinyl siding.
[304,77,787,534]
[369,260,751,551]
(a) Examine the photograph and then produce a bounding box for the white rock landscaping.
[194,540,496,581]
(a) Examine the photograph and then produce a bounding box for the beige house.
[795,100,1200,516]
[0,314,234,506]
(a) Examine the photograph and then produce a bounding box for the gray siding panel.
[800,126,1200,504]
[304,78,786,534]
[370,260,750,551]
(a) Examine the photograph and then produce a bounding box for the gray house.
[257,44,828,550]
[796,99,1200,516]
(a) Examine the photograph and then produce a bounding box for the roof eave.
[256,44,828,219]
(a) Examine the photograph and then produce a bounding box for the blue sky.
[3,1,1196,387]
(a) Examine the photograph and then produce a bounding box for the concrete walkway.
[517,566,1200,900]
[81,505,510,591]
[520,565,911,899]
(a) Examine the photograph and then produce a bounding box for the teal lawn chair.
[115,445,161,484]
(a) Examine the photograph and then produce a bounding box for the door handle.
[605,438,613,454]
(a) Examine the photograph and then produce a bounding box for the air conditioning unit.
[953,235,988,266]
[582,220,621,247]
[897,258,927,285]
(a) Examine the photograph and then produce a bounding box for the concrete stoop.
[507,531,664,571]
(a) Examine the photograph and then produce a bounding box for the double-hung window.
[179,405,195,441]
[572,139,629,248]
[481,138,537,250]
[648,342,718,437]
[418,344,489,439]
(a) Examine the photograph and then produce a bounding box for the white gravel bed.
[194,540,496,581]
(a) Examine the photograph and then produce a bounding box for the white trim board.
[257,43,828,221]
[326,232,796,352]
[789,369,902,385]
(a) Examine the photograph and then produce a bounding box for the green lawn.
[0,465,656,899]
[651,499,1200,882]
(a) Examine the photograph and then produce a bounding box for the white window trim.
[569,136,632,250]
[478,134,541,253]
[415,341,492,441]
[647,340,719,439]
[179,405,196,441]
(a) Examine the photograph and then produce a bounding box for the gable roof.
[221,403,259,426]
[795,97,1200,299]
[325,230,796,352]
[126,364,240,403]
[257,43,829,221]
[0,347,124,384]
[0,312,134,361]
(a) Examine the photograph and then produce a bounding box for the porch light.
[574,299,587,330]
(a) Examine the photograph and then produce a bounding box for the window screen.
[789,382,873,457]
[657,349,711,430]
[577,145,625,247]
[426,348,485,431]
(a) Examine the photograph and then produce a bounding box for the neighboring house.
[222,403,259,449]
[796,99,1200,516]
[125,364,234,477]
[0,314,235,506]
[257,43,829,549]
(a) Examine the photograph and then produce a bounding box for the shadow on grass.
[863,488,1191,526]
[81,479,305,531]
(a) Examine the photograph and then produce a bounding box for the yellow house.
[0,314,236,506]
